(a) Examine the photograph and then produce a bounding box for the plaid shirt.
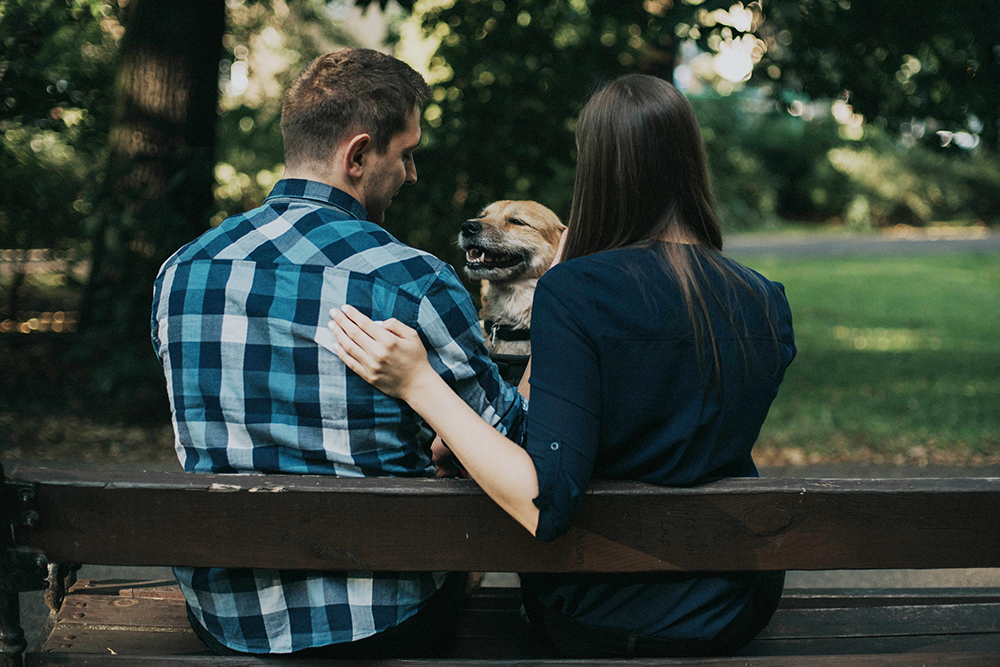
[151,178,526,653]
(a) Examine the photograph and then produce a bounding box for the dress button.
[550,442,560,451]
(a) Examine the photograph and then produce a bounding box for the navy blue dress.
[521,244,796,644]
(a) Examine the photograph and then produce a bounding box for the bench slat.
[10,468,1000,572]
[760,602,1000,639]
[54,595,190,631]
[38,581,1000,662]
[25,651,1000,666]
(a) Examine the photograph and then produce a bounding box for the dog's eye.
[508,218,529,227]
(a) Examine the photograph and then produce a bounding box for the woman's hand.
[329,308,540,536]
[327,305,434,402]
[430,436,462,478]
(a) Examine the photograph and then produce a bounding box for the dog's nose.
[461,220,482,236]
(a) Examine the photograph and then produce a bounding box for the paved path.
[725,228,1000,257]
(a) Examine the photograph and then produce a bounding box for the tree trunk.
[80,0,225,410]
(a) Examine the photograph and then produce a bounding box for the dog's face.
[459,200,566,284]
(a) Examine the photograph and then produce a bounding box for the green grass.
[731,253,1000,464]
[3,248,998,466]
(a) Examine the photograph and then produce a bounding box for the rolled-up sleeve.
[525,273,601,542]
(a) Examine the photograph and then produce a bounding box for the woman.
[327,74,796,658]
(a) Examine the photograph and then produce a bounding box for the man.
[151,48,526,657]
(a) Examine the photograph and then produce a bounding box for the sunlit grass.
[731,254,1000,464]
[2,248,998,468]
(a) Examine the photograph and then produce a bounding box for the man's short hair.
[281,48,430,169]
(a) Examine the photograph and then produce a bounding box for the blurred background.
[1,0,997,471]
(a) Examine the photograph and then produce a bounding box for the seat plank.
[41,582,1000,661]
[53,595,190,631]
[37,628,208,657]
[779,588,1000,609]
[24,651,1000,666]
[760,603,1000,639]
[67,580,186,601]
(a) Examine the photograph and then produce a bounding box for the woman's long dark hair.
[563,74,776,383]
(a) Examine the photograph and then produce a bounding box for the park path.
[724,226,1000,257]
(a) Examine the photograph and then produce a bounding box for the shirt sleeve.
[417,263,527,443]
[525,272,602,542]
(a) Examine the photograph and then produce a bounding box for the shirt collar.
[265,179,370,221]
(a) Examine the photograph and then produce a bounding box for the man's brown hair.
[280,48,430,169]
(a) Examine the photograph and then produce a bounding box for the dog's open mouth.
[465,247,523,270]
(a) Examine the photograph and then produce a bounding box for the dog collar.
[484,320,531,345]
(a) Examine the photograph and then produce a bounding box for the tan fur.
[458,200,566,355]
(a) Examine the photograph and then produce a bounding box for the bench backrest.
[5,466,999,572]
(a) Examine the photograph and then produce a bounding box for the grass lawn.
[3,247,998,467]
[731,252,1000,465]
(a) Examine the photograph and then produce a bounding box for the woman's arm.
[329,305,540,535]
[517,358,532,400]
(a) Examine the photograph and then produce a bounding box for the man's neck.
[283,166,363,206]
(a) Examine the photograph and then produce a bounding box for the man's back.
[151,178,526,653]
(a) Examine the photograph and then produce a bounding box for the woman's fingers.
[331,334,374,382]
[340,304,382,335]
[327,316,379,380]
[329,309,375,357]
[326,305,431,400]
[376,317,415,339]
[331,306,420,353]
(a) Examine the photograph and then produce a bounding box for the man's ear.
[342,133,372,180]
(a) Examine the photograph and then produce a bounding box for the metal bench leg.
[0,585,25,667]
[2,464,45,667]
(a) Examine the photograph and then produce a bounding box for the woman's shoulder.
[536,247,676,321]
[542,247,653,283]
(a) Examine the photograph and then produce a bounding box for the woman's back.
[521,244,795,646]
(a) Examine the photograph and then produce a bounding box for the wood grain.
[9,468,1000,572]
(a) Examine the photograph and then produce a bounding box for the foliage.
[693,92,1000,230]
[212,0,368,223]
[386,0,754,271]
[762,0,1000,155]
[3,0,999,423]
[386,0,999,272]
[735,253,1000,462]
[827,133,1000,228]
[0,0,122,317]
[691,93,789,229]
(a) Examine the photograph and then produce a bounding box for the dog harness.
[485,319,531,346]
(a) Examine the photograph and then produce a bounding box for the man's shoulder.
[157,200,456,293]
[326,223,458,297]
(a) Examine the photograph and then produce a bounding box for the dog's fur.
[459,200,566,355]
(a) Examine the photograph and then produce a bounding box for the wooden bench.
[2,463,999,666]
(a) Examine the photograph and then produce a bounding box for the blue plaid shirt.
[151,179,526,653]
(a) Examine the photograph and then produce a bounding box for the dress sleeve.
[526,272,602,542]
[417,264,527,442]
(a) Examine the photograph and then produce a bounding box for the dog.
[458,200,566,357]
[454,200,564,591]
